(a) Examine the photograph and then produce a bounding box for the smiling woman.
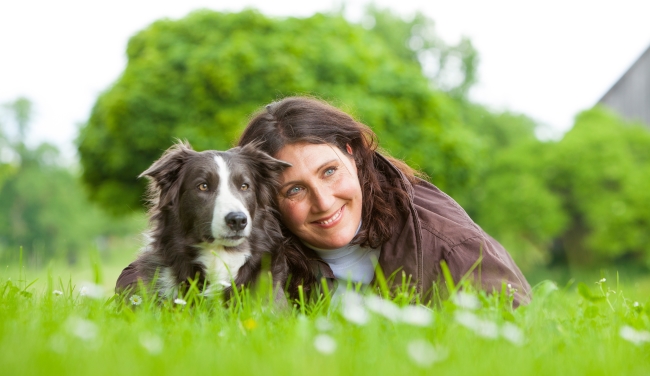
[239,96,532,306]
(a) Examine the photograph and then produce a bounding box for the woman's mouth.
[313,206,344,227]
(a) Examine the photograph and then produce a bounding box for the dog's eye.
[240,183,249,191]
[198,183,209,191]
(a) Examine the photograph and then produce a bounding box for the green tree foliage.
[364,6,479,96]
[75,8,650,269]
[471,106,650,268]
[0,120,16,192]
[471,140,569,267]
[77,9,484,214]
[0,98,143,265]
[545,107,650,265]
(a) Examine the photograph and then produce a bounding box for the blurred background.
[1,0,649,290]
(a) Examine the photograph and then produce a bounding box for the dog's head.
[140,141,291,247]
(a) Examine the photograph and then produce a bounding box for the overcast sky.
[1,0,649,160]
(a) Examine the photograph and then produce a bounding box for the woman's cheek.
[335,174,360,197]
[278,199,304,230]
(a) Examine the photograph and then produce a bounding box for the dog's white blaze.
[212,156,251,246]
[197,245,251,295]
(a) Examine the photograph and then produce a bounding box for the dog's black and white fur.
[124,141,290,299]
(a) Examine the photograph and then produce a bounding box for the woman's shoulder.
[373,153,484,245]
[410,178,485,246]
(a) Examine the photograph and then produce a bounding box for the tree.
[88,7,650,271]
[469,106,650,269]
[471,139,568,268]
[0,98,143,265]
[545,107,650,266]
[0,110,16,192]
[363,5,479,97]
[77,9,484,214]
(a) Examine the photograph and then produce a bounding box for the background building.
[599,44,650,126]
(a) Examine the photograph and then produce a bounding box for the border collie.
[122,141,290,299]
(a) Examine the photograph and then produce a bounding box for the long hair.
[238,96,418,296]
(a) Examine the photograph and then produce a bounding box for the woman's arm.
[115,262,142,294]
[444,234,532,307]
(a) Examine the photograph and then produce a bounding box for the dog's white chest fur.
[196,244,250,295]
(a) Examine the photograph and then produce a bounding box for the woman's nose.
[310,185,335,212]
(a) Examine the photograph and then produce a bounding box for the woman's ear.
[346,143,353,155]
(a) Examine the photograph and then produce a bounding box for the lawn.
[1,253,649,376]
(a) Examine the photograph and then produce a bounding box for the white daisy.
[406,340,447,367]
[129,294,143,306]
[66,317,98,341]
[620,326,650,345]
[313,334,337,355]
[140,333,163,355]
[501,322,525,346]
[400,305,433,327]
[364,295,401,322]
[455,311,499,339]
[341,292,369,325]
[174,298,187,306]
[79,282,104,299]
[452,291,481,310]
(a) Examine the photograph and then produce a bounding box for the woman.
[239,96,531,307]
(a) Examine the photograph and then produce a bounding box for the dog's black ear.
[140,141,194,208]
[236,142,292,176]
[234,143,291,207]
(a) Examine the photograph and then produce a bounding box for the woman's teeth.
[318,208,342,225]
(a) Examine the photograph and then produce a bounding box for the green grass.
[1,255,649,376]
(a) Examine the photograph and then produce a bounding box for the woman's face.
[275,142,363,250]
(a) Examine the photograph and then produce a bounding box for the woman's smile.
[275,142,363,250]
[312,205,344,227]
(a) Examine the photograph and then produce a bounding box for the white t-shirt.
[307,243,380,284]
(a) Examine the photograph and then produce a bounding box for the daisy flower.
[140,333,163,355]
[452,291,481,310]
[406,340,447,367]
[620,326,650,345]
[341,292,369,325]
[129,294,143,306]
[364,295,401,322]
[400,305,433,327]
[313,334,337,355]
[79,282,104,299]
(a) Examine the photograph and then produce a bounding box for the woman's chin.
[311,234,356,250]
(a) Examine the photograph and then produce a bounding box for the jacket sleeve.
[115,262,144,294]
[444,234,532,307]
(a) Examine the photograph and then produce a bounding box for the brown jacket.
[297,154,532,306]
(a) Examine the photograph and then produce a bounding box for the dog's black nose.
[225,212,248,231]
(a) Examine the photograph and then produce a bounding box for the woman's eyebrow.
[315,159,338,173]
[278,158,339,189]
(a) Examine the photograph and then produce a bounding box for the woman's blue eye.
[324,167,336,176]
[286,186,302,197]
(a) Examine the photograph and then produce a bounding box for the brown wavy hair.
[238,96,418,296]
